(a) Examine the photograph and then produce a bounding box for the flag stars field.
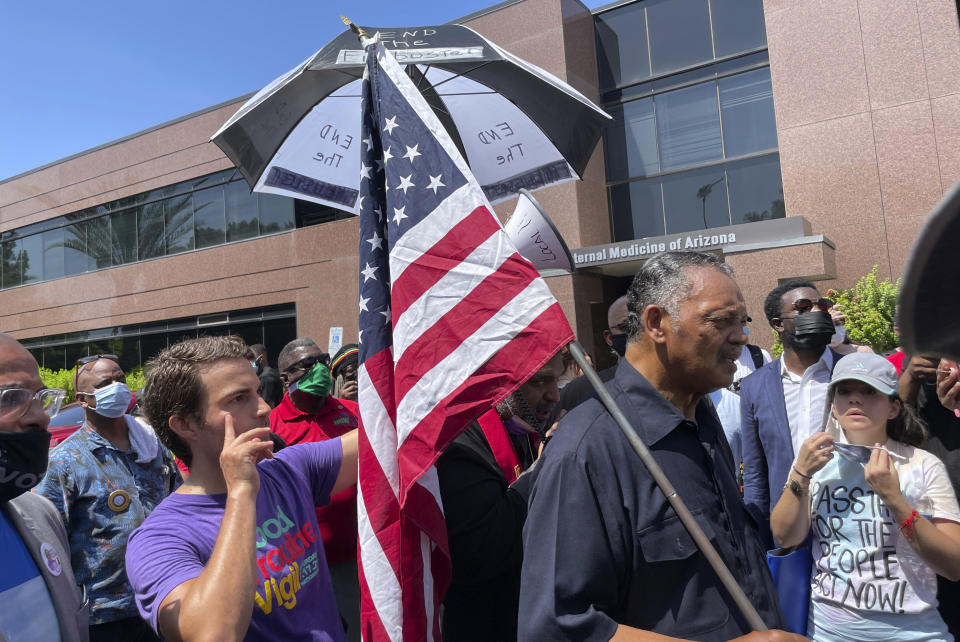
[426,174,445,194]
[402,144,421,163]
[396,174,415,194]
[383,115,399,135]
[361,262,378,282]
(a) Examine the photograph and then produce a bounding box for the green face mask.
[293,362,333,399]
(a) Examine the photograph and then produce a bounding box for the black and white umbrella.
[211,24,610,214]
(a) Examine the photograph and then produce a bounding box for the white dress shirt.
[780,347,834,459]
[708,344,772,466]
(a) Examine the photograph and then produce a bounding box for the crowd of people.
[1,250,958,641]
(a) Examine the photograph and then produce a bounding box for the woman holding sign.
[771,353,960,641]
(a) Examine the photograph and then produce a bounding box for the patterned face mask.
[833,442,907,465]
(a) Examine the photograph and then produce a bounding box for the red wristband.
[899,509,920,542]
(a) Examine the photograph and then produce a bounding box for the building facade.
[2,0,959,372]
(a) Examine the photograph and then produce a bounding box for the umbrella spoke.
[422,61,497,93]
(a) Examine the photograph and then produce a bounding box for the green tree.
[769,265,899,357]
[39,365,147,405]
[825,266,899,353]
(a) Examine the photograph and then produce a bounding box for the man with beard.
[435,352,562,641]
[740,280,843,541]
[518,252,795,641]
[0,332,87,641]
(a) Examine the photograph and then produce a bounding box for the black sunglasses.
[787,298,832,315]
[282,355,322,375]
[76,354,120,368]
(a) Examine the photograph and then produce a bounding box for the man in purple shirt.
[124,336,359,641]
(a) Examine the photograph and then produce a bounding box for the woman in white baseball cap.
[771,352,960,641]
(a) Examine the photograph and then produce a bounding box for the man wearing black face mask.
[0,332,87,641]
[740,280,843,543]
[551,295,629,420]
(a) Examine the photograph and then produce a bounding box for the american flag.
[355,42,574,641]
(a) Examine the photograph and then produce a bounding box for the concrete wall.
[765,0,960,289]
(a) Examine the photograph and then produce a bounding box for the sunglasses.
[787,298,832,315]
[282,355,322,375]
[75,354,120,368]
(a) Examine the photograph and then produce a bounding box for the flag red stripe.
[396,302,573,502]
[363,349,398,428]
[400,518,428,642]
[391,206,500,319]
[393,252,540,403]
[404,482,450,557]
[357,427,401,558]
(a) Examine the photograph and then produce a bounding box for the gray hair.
[625,251,733,340]
[277,337,318,372]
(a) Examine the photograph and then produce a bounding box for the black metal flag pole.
[566,339,768,632]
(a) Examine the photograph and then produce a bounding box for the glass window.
[139,201,166,260]
[42,228,65,281]
[62,222,88,276]
[2,240,22,288]
[139,333,168,364]
[228,321,263,348]
[41,346,66,371]
[661,165,729,233]
[114,336,141,373]
[21,233,44,284]
[193,186,226,249]
[84,217,112,270]
[225,181,259,242]
[609,179,665,241]
[111,209,138,266]
[655,81,723,171]
[726,153,784,225]
[164,194,195,255]
[646,0,713,76]
[719,68,777,158]
[710,0,767,58]
[258,194,295,235]
[605,98,659,181]
[64,343,87,369]
[264,316,297,371]
[595,3,651,90]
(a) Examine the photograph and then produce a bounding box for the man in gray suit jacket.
[0,333,88,642]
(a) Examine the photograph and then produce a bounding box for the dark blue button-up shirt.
[519,360,783,640]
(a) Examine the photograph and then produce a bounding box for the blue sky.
[0,0,606,182]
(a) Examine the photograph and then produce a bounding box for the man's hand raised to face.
[219,415,273,496]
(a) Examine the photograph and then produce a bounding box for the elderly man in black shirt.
[519,251,804,642]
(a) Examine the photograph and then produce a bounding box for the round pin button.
[108,489,131,512]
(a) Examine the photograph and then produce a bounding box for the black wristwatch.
[785,477,808,497]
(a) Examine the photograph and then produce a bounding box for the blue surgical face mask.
[88,381,132,418]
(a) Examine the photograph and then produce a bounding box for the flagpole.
[565,339,768,632]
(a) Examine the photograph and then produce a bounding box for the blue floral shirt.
[36,420,181,624]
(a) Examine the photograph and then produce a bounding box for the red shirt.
[886,350,906,376]
[270,393,359,564]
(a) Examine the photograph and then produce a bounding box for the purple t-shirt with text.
[125,441,347,642]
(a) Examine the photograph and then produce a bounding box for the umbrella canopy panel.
[212,24,610,214]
